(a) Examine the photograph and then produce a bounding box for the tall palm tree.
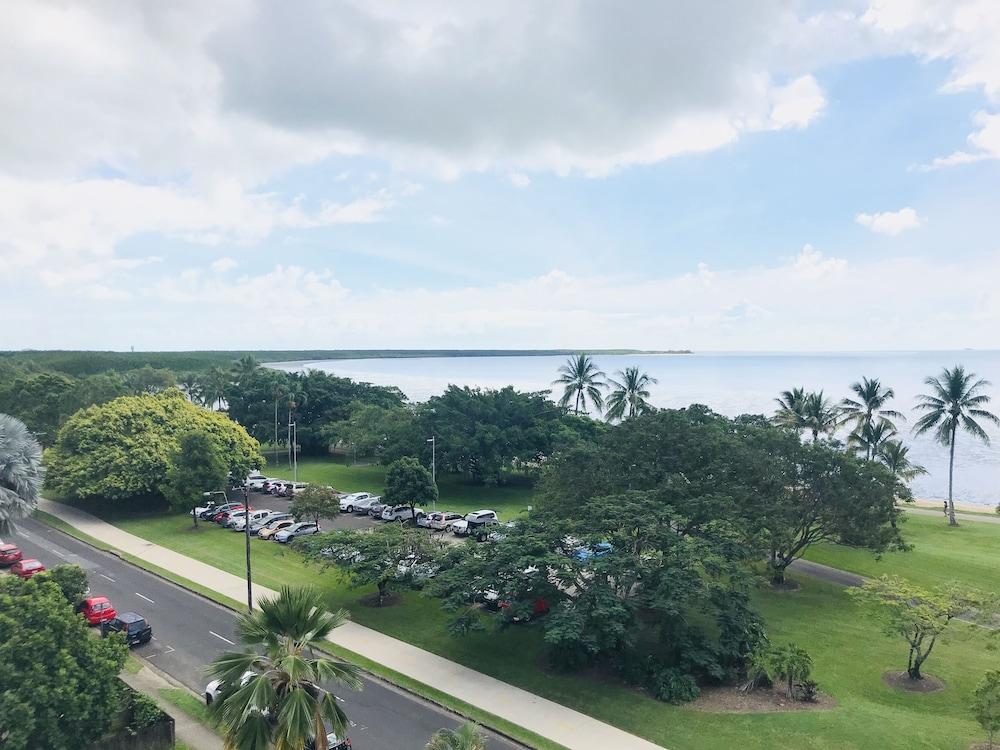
[802,391,840,442]
[426,723,487,750]
[207,587,361,750]
[841,377,905,459]
[853,419,897,462]
[914,366,999,526]
[877,440,928,484]
[178,372,203,404]
[0,414,43,534]
[232,355,261,386]
[552,354,606,415]
[604,367,658,422]
[199,366,231,411]
[773,387,808,432]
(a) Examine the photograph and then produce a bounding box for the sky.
[2,0,1000,352]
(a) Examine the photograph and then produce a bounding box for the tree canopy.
[384,456,437,517]
[0,413,43,534]
[162,430,230,519]
[46,390,262,502]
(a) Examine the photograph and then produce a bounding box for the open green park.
[71,456,999,750]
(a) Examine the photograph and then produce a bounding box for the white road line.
[209,631,236,645]
[135,592,155,605]
[51,549,66,559]
[162,645,176,654]
[99,573,116,583]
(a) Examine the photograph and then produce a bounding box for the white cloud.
[855,207,925,235]
[922,111,1000,169]
[508,172,531,189]
[211,257,239,273]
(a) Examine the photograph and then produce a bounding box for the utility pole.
[243,483,253,613]
[292,421,298,482]
[426,436,436,511]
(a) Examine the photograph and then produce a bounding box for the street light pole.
[292,421,298,482]
[426,436,436,511]
[244,483,253,613]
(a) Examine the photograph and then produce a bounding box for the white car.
[426,511,464,531]
[274,522,320,543]
[351,496,381,514]
[396,554,439,582]
[338,492,377,513]
[245,475,269,491]
[381,504,423,522]
[230,509,275,531]
[205,671,255,705]
[453,510,499,540]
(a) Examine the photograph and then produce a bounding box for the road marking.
[209,631,236,645]
[162,645,176,654]
[135,592,155,605]
[99,573,116,583]
[51,548,66,559]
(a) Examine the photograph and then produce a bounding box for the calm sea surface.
[272,351,1000,506]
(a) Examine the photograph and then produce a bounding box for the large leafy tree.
[0,372,76,444]
[849,575,995,680]
[384,456,438,518]
[0,574,128,749]
[841,377,904,459]
[553,354,606,415]
[289,484,340,525]
[162,431,229,525]
[914,365,999,526]
[0,414,43,534]
[604,367,658,422]
[324,403,420,464]
[124,365,176,394]
[207,587,361,750]
[45,391,261,503]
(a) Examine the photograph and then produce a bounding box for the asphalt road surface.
[7,517,523,750]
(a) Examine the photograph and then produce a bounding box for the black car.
[101,612,153,647]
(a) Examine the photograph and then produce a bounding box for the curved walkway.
[37,499,663,750]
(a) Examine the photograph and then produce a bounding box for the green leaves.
[384,456,437,510]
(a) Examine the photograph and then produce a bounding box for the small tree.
[298,524,440,606]
[289,484,339,525]
[162,431,228,527]
[426,722,487,750]
[384,456,438,521]
[39,564,90,606]
[768,643,812,699]
[973,670,1000,750]
[849,575,991,680]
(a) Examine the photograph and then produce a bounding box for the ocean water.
[272,351,1000,506]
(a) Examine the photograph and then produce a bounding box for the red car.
[212,505,247,524]
[76,596,118,626]
[0,544,23,566]
[11,559,45,579]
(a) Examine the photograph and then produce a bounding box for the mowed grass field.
[100,489,1000,750]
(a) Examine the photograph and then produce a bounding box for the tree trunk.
[947,425,958,526]
[769,557,787,587]
[191,506,198,528]
[377,581,386,607]
[786,673,794,699]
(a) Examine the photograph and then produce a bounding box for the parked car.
[426,512,464,531]
[395,554,439,583]
[204,670,255,705]
[305,719,352,750]
[214,506,250,525]
[193,499,218,518]
[202,501,243,521]
[339,492,377,512]
[287,482,310,496]
[351,497,381,515]
[367,501,387,518]
[244,473,269,491]
[11,558,45,579]
[230,509,275,531]
[0,543,23,565]
[249,512,292,535]
[487,520,518,542]
[452,510,499,540]
[261,479,284,494]
[381,504,423,522]
[258,518,297,540]
[76,596,118,626]
[268,481,290,495]
[274,522,320,543]
[573,541,613,561]
[101,612,153,646]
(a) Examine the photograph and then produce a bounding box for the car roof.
[20,558,42,566]
[117,612,146,623]
[85,596,111,604]
[0,543,17,551]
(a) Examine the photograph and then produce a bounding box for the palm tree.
[178,372,203,404]
[877,440,928,484]
[773,387,808,432]
[207,586,361,750]
[552,354,606,415]
[767,643,812,700]
[232,355,261,386]
[604,367,658,422]
[199,366,231,410]
[802,391,840,442]
[841,377,904,459]
[914,365,999,526]
[853,420,897,462]
[426,723,487,750]
[0,414,43,534]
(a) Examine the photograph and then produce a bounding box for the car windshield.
[24,561,41,569]
[127,620,146,632]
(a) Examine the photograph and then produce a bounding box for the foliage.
[604,367,658,422]
[774,388,841,442]
[552,353,606,415]
[45,390,262,502]
[207,586,361,750]
[124,365,176,394]
[0,371,76,444]
[766,643,813,699]
[289,484,340,525]
[0,574,128,749]
[0,413,43,534]
[39,564,90,605]
[162,431,229,520]
[840,377,904,459]
[298,523,443,605]
[384,456,438,517]
[848,575,994,680]
[914,365,999,525]
[973,670,1000,750]
[426,722,488,750]
[324,403,420,463]
[129,690,166,729]
[773,387,808,433]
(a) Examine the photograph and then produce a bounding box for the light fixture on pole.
[426,436,436,511]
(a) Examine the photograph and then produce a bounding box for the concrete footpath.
[38,499,664,750]
[122,664,224,750]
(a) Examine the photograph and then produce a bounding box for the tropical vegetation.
[552,354,606,415]
[0,413,43,533]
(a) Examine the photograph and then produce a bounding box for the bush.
[129,691,165,730]
[648,665,700,704]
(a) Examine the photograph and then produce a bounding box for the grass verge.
[158,688,216,727]
[123,655,144,675]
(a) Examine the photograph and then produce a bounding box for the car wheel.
[205,694,213,706]
[347,506,353,513]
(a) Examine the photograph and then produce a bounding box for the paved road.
[7,518,522,750]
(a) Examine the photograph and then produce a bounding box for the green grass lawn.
[803,512,1000,592]
[103,509,994,750]
[267,456,538,518]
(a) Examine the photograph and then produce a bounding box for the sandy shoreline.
[913,498,996,513]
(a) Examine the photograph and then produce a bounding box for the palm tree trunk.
[947,425,958,527]
[574,389,581,414]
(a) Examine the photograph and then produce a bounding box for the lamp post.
[243,483,253,613]
[426,436,436,511]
